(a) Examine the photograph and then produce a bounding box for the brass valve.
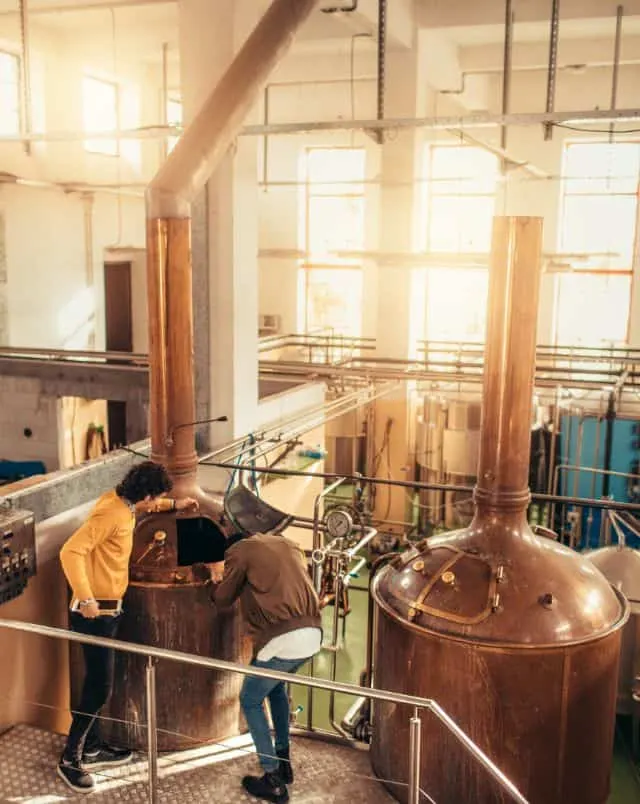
[153,531,167,544]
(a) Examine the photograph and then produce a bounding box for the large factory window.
[420,144,498,344]
[554,141,638,345]
[425,144,499,254]
[298,147,366,336]
[82,75,119,156]
[0,50,20,137]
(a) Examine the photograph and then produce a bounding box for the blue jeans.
[240,656,307,773]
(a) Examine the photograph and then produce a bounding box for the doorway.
[104,262,132,449]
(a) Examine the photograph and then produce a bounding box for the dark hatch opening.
[176,517,227,565]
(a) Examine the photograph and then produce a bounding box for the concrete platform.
[0,724,398,803]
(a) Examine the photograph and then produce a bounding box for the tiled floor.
[0,723,396,803]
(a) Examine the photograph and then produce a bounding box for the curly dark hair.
[116,461,173,504]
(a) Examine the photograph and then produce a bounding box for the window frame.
[553,139,639,346]
[424,143,499,255]
[297,146,366,338]
[558,140,640,272]
[0,49,22,138]
[82,74,120,157]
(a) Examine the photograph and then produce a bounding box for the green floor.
[292,568,640,803]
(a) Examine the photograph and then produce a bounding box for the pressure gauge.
[325,508,354,539]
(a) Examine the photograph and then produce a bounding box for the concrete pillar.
[375,46,426,360]
[372,43,426,532]
[179,0,260,452]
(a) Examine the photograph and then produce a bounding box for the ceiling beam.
[418,0,640,28]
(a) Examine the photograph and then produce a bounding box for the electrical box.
[0,507,37,604]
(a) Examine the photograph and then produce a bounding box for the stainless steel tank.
[370,217,628,804]
[416,397,480,531]
[586,544,640,715]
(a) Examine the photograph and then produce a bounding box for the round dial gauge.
[325,508,354,539]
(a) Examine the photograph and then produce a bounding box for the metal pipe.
[199,459,640,514]
[603,392,616,497]
[375,0,387,146]
[573,412,584,499]
[145,657,158,804]
[147,0,321,217]
[161,41,169,162]
[408,709,422,804]
[544,0,561,141]
[18,0,32,155]
[6,106,640,145]
[239,106,640,137]
[262,86,270,186]
[501,0,514,157]
[547,387,562,527]
[474,217,543,514]
[610,5,624,142]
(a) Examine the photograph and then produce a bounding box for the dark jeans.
[63,613,121,762]
[240,656,308,774]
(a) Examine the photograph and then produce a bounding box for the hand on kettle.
[175,497,199,512]
[192,562,213,584]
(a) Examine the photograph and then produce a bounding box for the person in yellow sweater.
[57,460,197,794]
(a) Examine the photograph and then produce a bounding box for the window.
[560,141,639,270]
[420,145,498,346]
[0,51,20,136]
[166,95,182,154]
[297,148,366,337]
[83,76,118,156]
[425,144,499,254]
[554,141,639,346]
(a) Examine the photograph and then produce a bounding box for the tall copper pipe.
[145,0,321,490]
[474,217,543,514]
[147,218,197,493]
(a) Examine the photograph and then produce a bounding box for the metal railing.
[0,617,528,804]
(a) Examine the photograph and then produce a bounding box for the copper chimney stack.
[370,217,628,804]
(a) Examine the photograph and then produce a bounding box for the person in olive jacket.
[195,531,322,804]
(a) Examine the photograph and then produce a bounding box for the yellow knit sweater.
[60,490,135,602]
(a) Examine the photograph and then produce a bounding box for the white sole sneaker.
[82,753,134,771]
[57,763,95,794]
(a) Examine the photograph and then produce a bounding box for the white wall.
[0,16,163,350]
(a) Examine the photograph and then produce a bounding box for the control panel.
[0,507,37,604]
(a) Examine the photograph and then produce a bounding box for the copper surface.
[370,218,629,803]
[147,217,200,496]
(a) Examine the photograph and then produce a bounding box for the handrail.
[0,616,528,804]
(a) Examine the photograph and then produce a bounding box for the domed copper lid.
[373,519,627,647]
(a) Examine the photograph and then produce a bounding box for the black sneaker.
[57,757,95,794]
[82,744,133,770]
[242,771,289,803]
[276,748,293,784]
